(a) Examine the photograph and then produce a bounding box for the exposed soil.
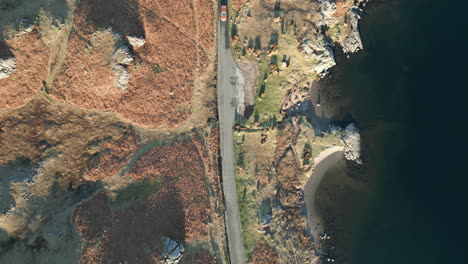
[238,60,259,118]
[50,0,215,128]
[0,32,50,110]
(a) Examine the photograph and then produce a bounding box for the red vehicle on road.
[220,5,227,21]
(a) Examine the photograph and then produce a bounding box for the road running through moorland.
[217,1,245,263]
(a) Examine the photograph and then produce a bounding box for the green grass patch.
[233,132,262,261]
[251,74,288,124]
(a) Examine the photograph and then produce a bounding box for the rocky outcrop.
[302,32,336,75]
[329,123,362,164]
[127,36,145,49]
[318,0,337,26]
[111,45,133,90]
[341,6,363,53]
[341,123,362,164]
[0,57,16,80]
[281,88,308,111]
[161,237,184,264]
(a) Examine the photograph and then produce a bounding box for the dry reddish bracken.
[0,32,50,110]
[0,97,138,188]
[249,242,279,264]
[74,137,214,263]
[85,129,140,181]
[51,0,215,128]
[232,0,251,11]
[127,138,210,241]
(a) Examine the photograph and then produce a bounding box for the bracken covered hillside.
[0,0,225,263]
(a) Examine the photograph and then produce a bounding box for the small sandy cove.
[302,146,344,249]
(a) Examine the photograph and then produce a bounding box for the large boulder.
[127,36,145,49]
[342,123,362,164]
[318,0,337,26]
[302,32,336,75]
[161,237,184,264]
[341,6,363,53]
[0,57,16,80]
[111,42,133,90]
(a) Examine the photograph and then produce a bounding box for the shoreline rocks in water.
[330,123,362,164]
[341,123,362,164]
[341,6,364,54]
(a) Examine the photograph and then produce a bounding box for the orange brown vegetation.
[0,97,139,188]
[51,0,215,128]
[194,0,216,51]
[334,1,348,17]
[232,0,251,11]
[266,120,316,262]
[74,137,214,263]
[249,242,279,264]
[85,129,140,181]
[180,249,217,264]
[127,138,210,241]
[0,32,50,110]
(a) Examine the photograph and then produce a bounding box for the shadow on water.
[311,0,412,263]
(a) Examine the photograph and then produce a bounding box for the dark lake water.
[312,1,441,263]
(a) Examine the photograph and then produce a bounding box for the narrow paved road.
[217,2,246,264]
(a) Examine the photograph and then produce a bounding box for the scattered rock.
[318,0,337,26]
[19,18,35,34]
[127,35,146,49]
[281,88,309,112]
[111,44,133,90]
[9,165,39,183]
[302,33,336,75]
[0,57,16,80]
[261,213,272,226]
[161,237,184,264]
[111,64,131,91]
[341,6,363,53]
[342,123,362,164]
[112,46,133,66]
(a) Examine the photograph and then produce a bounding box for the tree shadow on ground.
[76,0,144,37]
